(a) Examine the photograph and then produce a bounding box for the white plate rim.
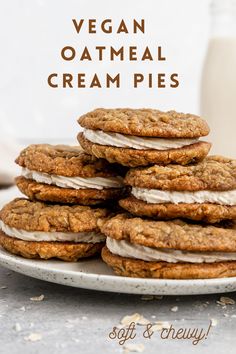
[0,247,236,295]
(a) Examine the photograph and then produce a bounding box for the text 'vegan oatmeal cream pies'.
[15,144,126,205]
[0,198,110,261]
[77,108,211,167]
[100,214,236,279]
[119,156,236,223]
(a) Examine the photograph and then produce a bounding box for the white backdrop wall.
[0,0,211,143]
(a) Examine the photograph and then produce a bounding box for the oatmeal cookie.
[16,144,122,177]
[120,156,236,222]
[99,213,236,252]
[79,108,210,137]
[124,156,236,191]
[0,198,108,261]
[119,197,236,223]
[78,108,210,167]
[0,231,103,261]
[102,247,236,279]
[78,133,211,167]
[16,176,125,205]
[101,215,236,279]
[15,144,125,204]
[0,198,108,232]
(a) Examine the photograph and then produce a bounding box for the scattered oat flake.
[211,318,218,327]
[152,321,170,331]
[13,323,21,332]
[123,343,145,353]
[20,306,26,311]
[24,333,42,342]
[0,286,7,289]
[121,313,143,326]
[218,296,235,305]
[137,316,150,326]
[30,295,44,302]
[231,314,236,318]
[170,306,178,312]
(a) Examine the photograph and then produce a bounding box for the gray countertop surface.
[0,265,236,354]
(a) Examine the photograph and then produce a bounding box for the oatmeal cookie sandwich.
[78,108,211,167]
[100,214,236,279]
[119,156,236,223]
[15,144,125,205]
[0,198,109,261]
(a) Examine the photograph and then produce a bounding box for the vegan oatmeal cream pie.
[15,144,125,205]
[100,214,236,279]
[78,108,211,167]
[119,156,236,223]
[0,198,109,261]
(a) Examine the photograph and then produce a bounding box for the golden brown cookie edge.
[102,247,236,279]
[119,196,236,223]
[100,213,236,252]
[0,231,104,261]
[124,155,236,191]
[15,143,122,178]
[78,108,210,137]
[0,198,109,233]
[78,133,211,167]
[16,176,126,205]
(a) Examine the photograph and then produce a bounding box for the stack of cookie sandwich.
[0,144,125,261]
[1,107,236,280]
[78,108,236,279]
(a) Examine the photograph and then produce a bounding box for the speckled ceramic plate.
[0,247,236,295]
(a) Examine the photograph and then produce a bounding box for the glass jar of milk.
[201,0,236,157]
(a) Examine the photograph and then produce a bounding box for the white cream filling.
[106,237,236,263]
[22,168,123,190]
[0,221,105,243]
[132,187,236,206]
[84,129,199,150]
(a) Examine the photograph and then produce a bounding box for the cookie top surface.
[99,213,236,252]
[16,144,123,177]
[0,198,109,233]
[78,108,210,138]
[125,156,236,191]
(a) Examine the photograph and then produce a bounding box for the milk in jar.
[201,0,236,157]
